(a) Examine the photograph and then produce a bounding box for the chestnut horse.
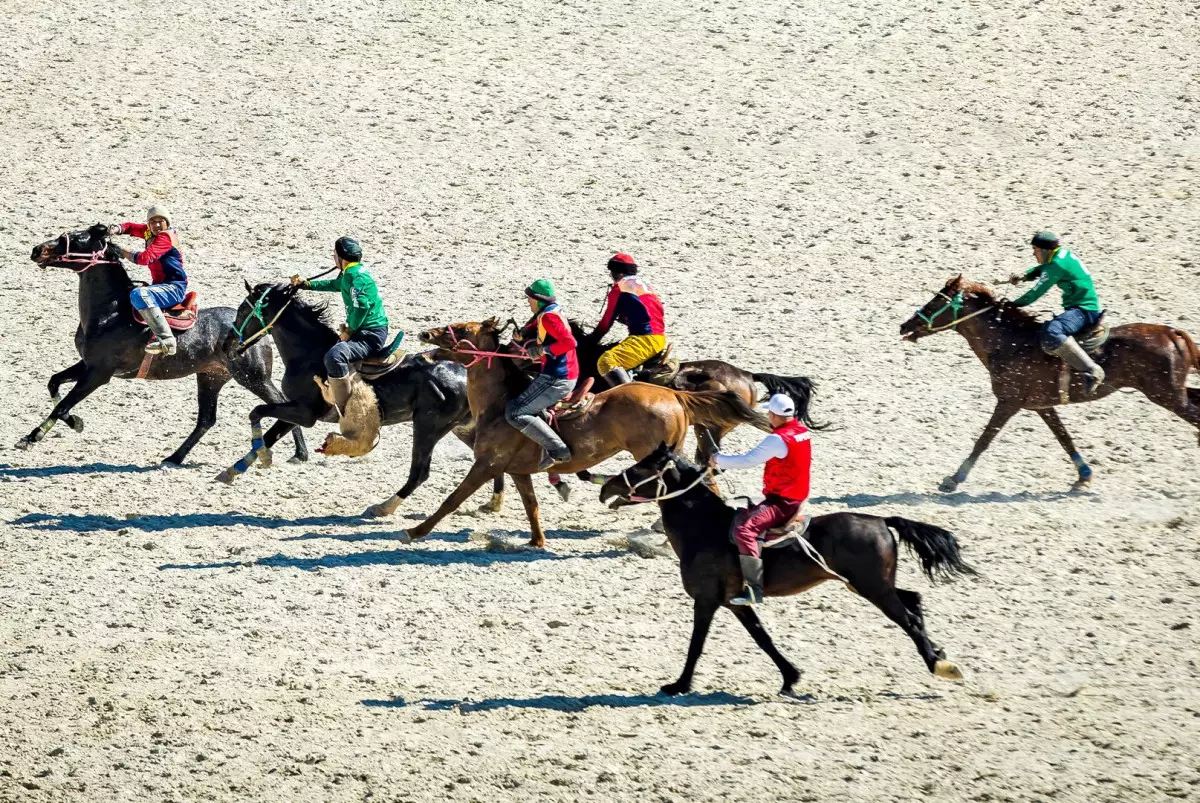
[900,275,1200,491]
[369,318,771,547]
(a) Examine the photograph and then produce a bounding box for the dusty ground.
[1,0,1199,800]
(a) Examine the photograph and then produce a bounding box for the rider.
[593,253,667,386]
[109,205,187,356]
[507,279,578,470]
[290,237,389,414]
[1007,231,1105,394]
[714,393,811,606]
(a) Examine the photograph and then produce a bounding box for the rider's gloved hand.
[1007,272,1025,286]
[525,344,545,359]
[289,274,308,289]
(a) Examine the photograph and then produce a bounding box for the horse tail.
[1170,328,1200,375]
[884,517,977,583]
[674,389,771,433]
[751,372,828,430]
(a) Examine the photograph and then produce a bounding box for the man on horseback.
[290,237,389,413]
[108,205,186,356]
[592,253,667,386]
[1007,231,1106,394]
[508,279,578,470]
[714,393,811,606]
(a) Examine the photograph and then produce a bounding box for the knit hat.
[146,205,171,226]
[607,253,638,275]
[525,278,556,305]
[1030,231,1060,249]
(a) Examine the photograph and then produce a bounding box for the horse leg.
[369,416,453,518]
[510,473,546,547]
[163,372,228,465]
[476,473,506,515]
[939,400,1020,492]
[895,589,946,660]
[862,587,962,680]
[660,597,720,696]
[232,362,310,464]
[1035,408,1093,491]
[47,360,87,403]
[216,399,319,484]
[726,604,803,695]
[398,460,500,540]
[17,367,111,450]
[1142,384,1200,447]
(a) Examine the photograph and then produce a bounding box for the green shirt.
[1012,248,1101,312]
[307,262,390,332]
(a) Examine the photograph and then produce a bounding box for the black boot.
[730,555,764,606]
[603,367,633,386]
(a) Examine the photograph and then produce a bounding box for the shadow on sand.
[362,691,757,712]
[12,510,380,534]
[0,462,158,480]
[810,488,1087,508]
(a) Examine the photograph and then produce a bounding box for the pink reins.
[53,233,112,273]
[443,323,530,368]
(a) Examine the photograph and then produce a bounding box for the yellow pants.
[597,334,668,375]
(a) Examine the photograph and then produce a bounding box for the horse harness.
[917,290,997,334]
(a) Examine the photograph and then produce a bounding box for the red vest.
[762,419,811,501]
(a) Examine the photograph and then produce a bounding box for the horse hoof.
[288,454,308,464]
[475,492,504,515]
[395,531,413,544]
[67,416,84,433]
[365,495,402,518]
[938,476,960,493]
[555,482,572,503]
[934,659,964,681]
[659,682,689,697]
[14,438,33,451]
[214,468,237,485]
[1070,477,1092,494]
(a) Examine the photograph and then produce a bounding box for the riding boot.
[141,306,178,356]
[603,367,633,387]
[519,419,572,469]
[1052,337,1105,395]
[326,375,353,418]
[730,555,764,606]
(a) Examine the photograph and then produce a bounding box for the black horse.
[219,281,504,515]
[599,443,974,696]
[25,225,306,464]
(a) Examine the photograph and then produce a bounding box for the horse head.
[899,274,979,342]
[419,317,504,363]
[232,280,299,353]
[598,441,687,509]
[31,224,116,270]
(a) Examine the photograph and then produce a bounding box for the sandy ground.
[2,0,1199,800]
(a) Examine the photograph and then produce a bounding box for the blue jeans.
[130,282,187,310]
[1041,307,1103,351]
[504,373,575,458]
[324,326,388,378]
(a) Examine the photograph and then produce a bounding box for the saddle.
[1077,312,1110,354]
[132,291,199,331]
[631,344,681,386]
[546,377,596,425]
[763,511,813,549]
[352,333,407,380]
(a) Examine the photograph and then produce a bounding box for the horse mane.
[958,280,1044,333]
[289,291,336,331]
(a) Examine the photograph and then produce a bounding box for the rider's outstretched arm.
[715,434,786,471]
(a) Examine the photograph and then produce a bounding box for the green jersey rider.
[1006,231,1105,394]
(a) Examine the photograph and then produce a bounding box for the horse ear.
[244,279,254,294]
[483,316,500,331]
[947,273,964,289]
[89,223,108,240]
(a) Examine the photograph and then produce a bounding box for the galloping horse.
[25,225,306,464]
[215,282,505,508]
[900,275,1200,491]
[599,443,973,695]
[371,318,773,548]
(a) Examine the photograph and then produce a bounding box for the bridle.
[442,323,529,368]
[614,460,712,504]
[916,290,997,334]
[233,286,293,348]
[50,233,113,273]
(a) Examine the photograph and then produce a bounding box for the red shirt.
[535,305,580,380]
[596,276,666,337]
[762,419,811,501]
[120,223,187,286]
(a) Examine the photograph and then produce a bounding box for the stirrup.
[145,337,177,356]
[729,584,763,606]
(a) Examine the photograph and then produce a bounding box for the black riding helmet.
[1030,231,1060,249]
[335,236,363,263]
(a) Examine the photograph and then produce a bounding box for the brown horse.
[900,275,1200,491]
[368,318,771,547]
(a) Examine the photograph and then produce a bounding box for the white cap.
[766,393,795,417]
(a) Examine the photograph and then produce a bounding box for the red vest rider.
[593,253,667,386]
[109,205,188,356]
[715,393,812,606]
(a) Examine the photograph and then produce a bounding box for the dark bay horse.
[382,319,772,548]
[218,282,504,510]
[599,443,974,695]
[26,225,306,464]
[900,275,1200,491]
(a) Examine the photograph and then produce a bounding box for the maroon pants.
[731,496,804,558]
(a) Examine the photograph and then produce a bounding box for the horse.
[217,282,505,511]
[25,225,306,464]
[900,274,1200,492]
[375,318,773,548]
[598,442,973,695]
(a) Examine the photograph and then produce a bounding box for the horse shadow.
[810,489,1085,508]
[0,462,157,480]
[11,511,377,534]
[361,691,757,712]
